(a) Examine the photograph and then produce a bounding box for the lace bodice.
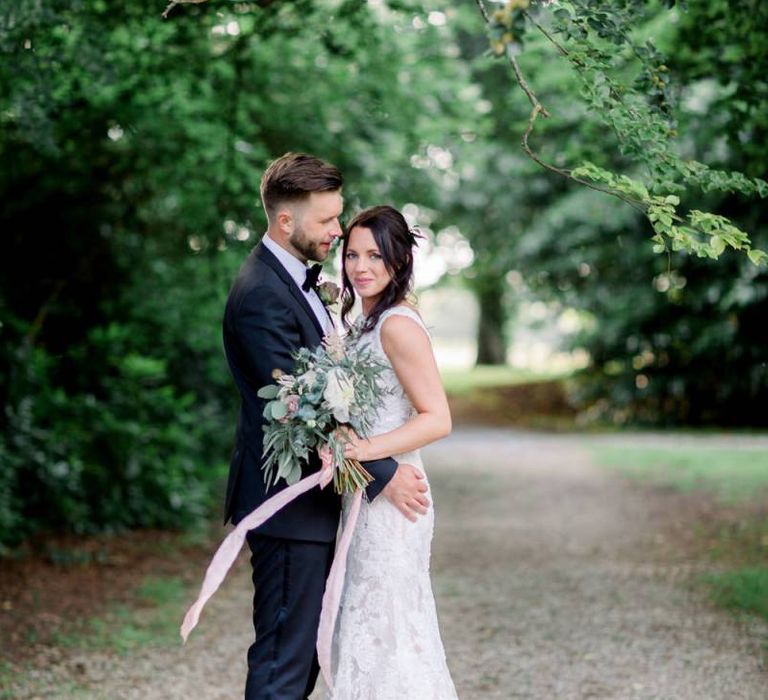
[351,305,429,444]
[326,306,459,700]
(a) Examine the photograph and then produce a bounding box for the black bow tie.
[302,263,322,292]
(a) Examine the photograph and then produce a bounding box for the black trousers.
[245,534,335,700]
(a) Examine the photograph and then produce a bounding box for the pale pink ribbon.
[179,447,362,693]
[316,486,362,691]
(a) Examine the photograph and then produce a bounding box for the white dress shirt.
[262,234,333,335]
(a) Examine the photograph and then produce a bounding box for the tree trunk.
[473,274,508,365]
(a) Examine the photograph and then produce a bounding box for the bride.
[327,205,459,699]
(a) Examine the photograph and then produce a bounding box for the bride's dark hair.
[340,205,422,333]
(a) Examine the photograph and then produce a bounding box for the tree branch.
[509,55,550,117]
[523,11,570,58]
[26,279,67,346]
[475,4,645,213]
[520,104,646,212]
[163,0,281,20]
[473,0,490,24]
[162,0,206,20]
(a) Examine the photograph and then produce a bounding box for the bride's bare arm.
[344,314,451,462]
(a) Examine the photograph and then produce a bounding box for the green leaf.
[257,384,280,400]
[285,466,302,486]
[270,401,288,421]
[747,249,768,266]
[710,236,726,256]
[276,450,294,481]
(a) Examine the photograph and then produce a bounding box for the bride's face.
[344,226,392,309]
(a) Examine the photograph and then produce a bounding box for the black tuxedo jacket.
[222,242,397,541]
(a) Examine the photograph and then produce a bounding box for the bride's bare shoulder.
[393,302,423,319]
[380,305,429,349]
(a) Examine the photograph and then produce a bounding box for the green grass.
[0,661,16,700]
[441,365,567,396]
[0,658,89,699]
[591,444,768,502]
[594,441,768,622]
[2,574,193,698]
[52,575,188,654]
[136,575,188,606]
[702,567,768,620]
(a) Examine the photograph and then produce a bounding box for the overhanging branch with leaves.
[477,0,767,266]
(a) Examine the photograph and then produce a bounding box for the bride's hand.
[339,426,372,461]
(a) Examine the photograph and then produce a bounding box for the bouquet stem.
[333,458,373,495]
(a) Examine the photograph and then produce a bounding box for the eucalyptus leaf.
[270,401,288,421]
[257,384,280,400]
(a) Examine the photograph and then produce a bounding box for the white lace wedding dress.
[327,306,459,700]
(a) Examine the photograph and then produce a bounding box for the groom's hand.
[382,463,430,522]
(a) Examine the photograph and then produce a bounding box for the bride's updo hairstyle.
[340,205,422,333]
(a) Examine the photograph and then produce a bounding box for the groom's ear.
[276,207,294,234]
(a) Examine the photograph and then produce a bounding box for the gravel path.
[12,428,768,699]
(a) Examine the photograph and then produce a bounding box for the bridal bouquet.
[257,329,387,494]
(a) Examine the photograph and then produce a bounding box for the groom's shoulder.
[230,246,282,294]
[226,251,290,319]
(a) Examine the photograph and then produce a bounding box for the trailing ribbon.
[179,449,361,692]
[316,487,362,691]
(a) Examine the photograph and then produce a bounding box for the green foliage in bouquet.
[257,330,390,494]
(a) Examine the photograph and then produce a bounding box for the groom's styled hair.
[260,153,343,221]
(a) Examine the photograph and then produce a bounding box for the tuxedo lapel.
[253,243,325,341]
[288,284,326,340]
[323,304,336,330]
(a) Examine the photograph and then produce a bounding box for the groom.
[222,153,430,699]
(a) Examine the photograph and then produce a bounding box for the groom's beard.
[289,224,330,263]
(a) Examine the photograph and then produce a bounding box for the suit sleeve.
[235,285,302,389]
[362,457,397,501]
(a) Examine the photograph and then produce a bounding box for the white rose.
[323,368,354,423]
